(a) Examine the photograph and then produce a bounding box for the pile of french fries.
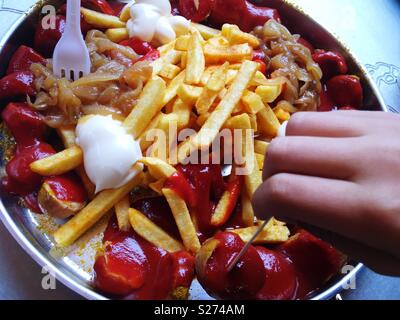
[29,7,293,254]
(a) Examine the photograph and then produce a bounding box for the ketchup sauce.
[312,50,348,80]
[45,174,88,203]
[165,164,244,240]
[2,103,47,149]
[1,103,53,197]
[119,38,154,56]
[34,15,66,57]
[197,231,265,300]
[173,164,225,239]
[208,0,280,32]
[1,102,87,212]
[95,216,195,299]
[3,143,56,195]
[132,197,181,240]
[171,250,196,290]
[277,230,346,299]
[94,232,148,296]
[178,0,214,23]
[0,71,36,101]
[82,0,116,15]
[6,45,46,75]
[164,171,196,207]
[255,247,298,300]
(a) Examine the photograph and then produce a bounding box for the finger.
[286,111,371,137]
[301,224,400,276]
[263,136,358,181]
[252,173,368,246]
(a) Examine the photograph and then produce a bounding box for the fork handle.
[66,0,82,34]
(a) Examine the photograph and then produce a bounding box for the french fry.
[191,22,221,40]
[199,66,217,86]
[218,87,228,100]
[162,188,201,253]
[226,69,238,85]
[175,35,191,51]
[157,41,177,56]
[254,140,269,156]
[192,60,258,150]
[177,84,203,105]
[276,100,298,114]
[206,62,229,92]
[115,196,131,232]
[221,24,260,48]
[158,63,182,80]
[57,126,77,147]
[163,70,186,105]
[241,190,255,227]
[224,114,259,198]
[172,99,191,130]
[207,36,230,47]
[244,156,262,199]
[119,2,133,22]
[139,157,177,179]
[255,84,283,104]
[249,113,258,132]
[195,89,218,115]
[257,105,281,137]
[57,127,95,198]
[156,113,179,161]
[181,52,187,68]
[231,219,290,244]
[30,146,83,176]
[149,179,166,195]
[256,153,265,170]
[241,90,265,114]
[148,138,168,162]
[244,133,262,199]
[139,113,162,151]
[81,7,126,28]
[129,208,184,252]
[152,48,182,75]
[211,191,232,227]
[274,107,291,122]
[223,113,251,130]
[54,171,143,247]
[123,76,166,139]
[71,74,120,87]
[204,43,253,64]
[105,28,129,43]
[211,174,241,228]
[185,33,205,85]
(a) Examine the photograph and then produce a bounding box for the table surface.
[0,0,399,300]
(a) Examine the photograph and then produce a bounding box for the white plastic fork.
[53,0,91,81]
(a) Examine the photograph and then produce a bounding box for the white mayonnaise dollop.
[126,0,191,45]
[76,115,143,193]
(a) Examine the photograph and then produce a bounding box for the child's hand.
[252,111,400,276]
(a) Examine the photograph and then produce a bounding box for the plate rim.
[0,0,385,300]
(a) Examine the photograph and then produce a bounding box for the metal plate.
[0,0,387,300]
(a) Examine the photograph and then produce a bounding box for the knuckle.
[264,173,291,202]
[267,138,290,164]
[286,112,305,135]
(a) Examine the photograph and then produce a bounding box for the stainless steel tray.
[0,0,387,300]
